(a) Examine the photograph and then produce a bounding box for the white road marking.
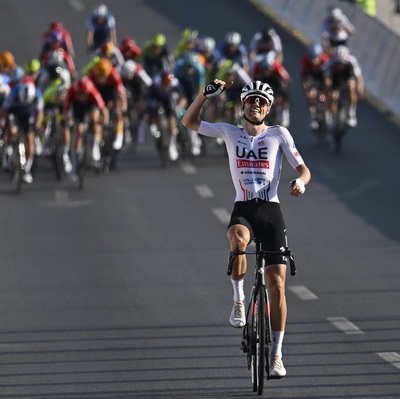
[212,208,231,224]
[41,191,92,208]
[181,161,197,174]
[288,285,318,300]
[377,352,400,370]
[69,0,85,11]
[327,317,364,335]
[194,184,214,198]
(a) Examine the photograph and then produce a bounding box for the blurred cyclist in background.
[321,7,355,55]
[63,77,109,174]
[141,34,174,78]
[0,78,44,183]
[119,37,142,62]
[251,51,291,127]
[323,45,363,128]
[145,71,187,161]
[300,43,330,130]
[174,28,199,59]
[86,58,127,151]
[86,4,117,53]
[42,21,75,58]
[215,31,249,73]
[249,28,283,64]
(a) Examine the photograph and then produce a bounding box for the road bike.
[42,107,63,181]
[314,89,330,146]
[227,237,296,395]
[75,120,98,190]
[332,85,351,153]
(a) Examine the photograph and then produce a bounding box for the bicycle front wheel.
[251,287,266,395]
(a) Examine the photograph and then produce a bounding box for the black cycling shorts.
[227,200,288,265]
[72,101,98,123]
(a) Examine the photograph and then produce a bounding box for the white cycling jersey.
[198,121,304,203]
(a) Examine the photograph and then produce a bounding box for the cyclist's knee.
[227,225,250,251]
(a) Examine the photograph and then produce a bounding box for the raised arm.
[181,93,207,132]
[181,79,228,131]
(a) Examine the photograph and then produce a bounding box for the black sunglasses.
[244,96,269,106]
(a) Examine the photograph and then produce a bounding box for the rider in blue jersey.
[0,78,44,183]
[86,4,117,53]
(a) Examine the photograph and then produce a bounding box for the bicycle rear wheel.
[251,287,266,395]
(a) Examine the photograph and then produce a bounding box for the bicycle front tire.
[251,287,266,395]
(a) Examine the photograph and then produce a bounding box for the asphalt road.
[0,1,399,398]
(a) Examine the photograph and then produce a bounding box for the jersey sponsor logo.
[236,146,268,160]
[243,178,266,186]
[237,159,269,168]
[240,170,266,175]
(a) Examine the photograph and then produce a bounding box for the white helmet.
[120,60,137,79]
[224,31,241,46]
[18,82,36,104]
[93,4,108,17]
[197,37,216,53]
[240,80,274,106]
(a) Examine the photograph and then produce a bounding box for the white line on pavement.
[327,317,365,335]
[69,0,85,11]
[377,352,400,370]
[181,161,197,174]
[194,184,214,198]
[288,285,318,300]
[212,208,231,224]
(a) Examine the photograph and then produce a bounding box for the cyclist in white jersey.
[182,79,311,378]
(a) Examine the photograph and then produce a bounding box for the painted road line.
[69,0,85,11]
[288,285,318,300]
[377,352,400,370]
[41,191,92,208]
[327,317,365,335]
[181,161,197,174]
[195,185,214,198]
[212,208,231,224]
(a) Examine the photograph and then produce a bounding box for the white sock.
[231,277,245,303]
[25,157,34,173]
[272,330,285,358]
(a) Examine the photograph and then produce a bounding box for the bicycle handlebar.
[227,247,297,277]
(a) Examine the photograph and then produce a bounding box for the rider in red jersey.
[86,58,127,151]
[42,21,75,58]
[300,43,330,130]
[63,77,109,174]
[119,37,142,61]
